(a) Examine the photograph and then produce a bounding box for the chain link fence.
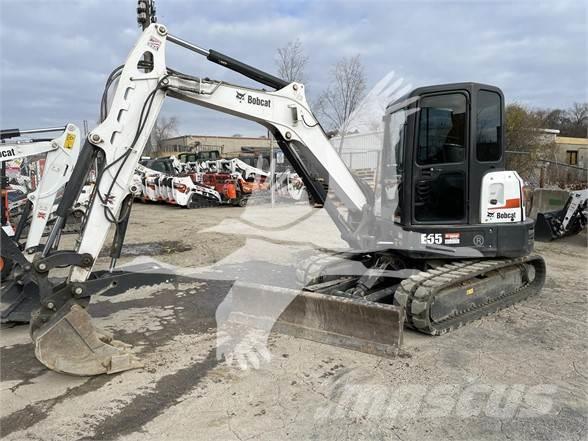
[535,160,587,189]
[507,151,587,190]
[340,150,381,188]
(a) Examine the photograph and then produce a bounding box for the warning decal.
[444,232,461,245]
[64,133,76,150]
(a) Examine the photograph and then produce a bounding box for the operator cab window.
[414,92,467,223]
[417,94,466,165]
[476,90,502,162]
[381,107,407,222]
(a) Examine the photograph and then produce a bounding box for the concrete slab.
[529,188,570,218]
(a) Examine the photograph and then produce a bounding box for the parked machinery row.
[133,156,307,208]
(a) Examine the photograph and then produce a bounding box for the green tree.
[505,104,554,181]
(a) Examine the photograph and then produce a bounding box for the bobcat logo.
[487,212,495,218]
[236,91,246,102]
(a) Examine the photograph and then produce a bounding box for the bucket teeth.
[31,302,142,376]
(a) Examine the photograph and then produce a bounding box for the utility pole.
[137,1,156,74]
[137,0,157,30]
[269,129,275,208]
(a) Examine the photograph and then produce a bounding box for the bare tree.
[315,55,367,152]
[533,103,588,138]
[567,102,588,137]
[149,116,179,153]
[275,39,308,83]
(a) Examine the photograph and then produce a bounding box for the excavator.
[1,1,545,376]
[0,125,81,321]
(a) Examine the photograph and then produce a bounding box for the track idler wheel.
[31,302,142,376]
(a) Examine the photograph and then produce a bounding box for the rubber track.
[393,255,546,335]
[189,194,220,208]
[295,250,358,288]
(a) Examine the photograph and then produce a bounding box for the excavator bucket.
[31,302,142,376]
[224,282,404,357]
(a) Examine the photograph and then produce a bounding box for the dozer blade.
[32,302,142,376]
[226,281,403,357]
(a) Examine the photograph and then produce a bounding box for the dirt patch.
[1,203,586,441]
[101,241,192,257]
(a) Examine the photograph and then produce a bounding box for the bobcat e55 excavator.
[3,13,545,375]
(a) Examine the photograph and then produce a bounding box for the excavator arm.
[53,24,369,283]
[27,23,387,376]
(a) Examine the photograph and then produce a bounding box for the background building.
[554,136,588,168]
[158,135,277,157]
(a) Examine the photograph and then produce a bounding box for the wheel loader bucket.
[534,211,559,241]
[32,302,142,376]
[225,282,404,357]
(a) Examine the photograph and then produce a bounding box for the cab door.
[412,92,469,224]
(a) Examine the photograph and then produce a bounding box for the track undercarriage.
[297,251,546,335]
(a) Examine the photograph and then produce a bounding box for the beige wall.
[160,135,276,155]
[555,137,588,168]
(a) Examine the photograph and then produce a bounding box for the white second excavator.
[0,125,81,321]
[3,2,545,376]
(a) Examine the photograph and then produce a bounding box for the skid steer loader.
[535,189,587,241]
[1,3,545,376]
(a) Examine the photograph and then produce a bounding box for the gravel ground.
[1,201,586,441]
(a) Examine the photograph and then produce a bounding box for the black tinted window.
[476,90,502,162]
[415,171,465,222]
[417,93,467,165]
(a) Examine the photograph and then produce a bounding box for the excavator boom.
[24,23,401,375]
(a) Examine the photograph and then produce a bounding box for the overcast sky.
[0,0,586,137]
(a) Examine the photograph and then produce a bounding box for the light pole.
[269,129,275,208]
